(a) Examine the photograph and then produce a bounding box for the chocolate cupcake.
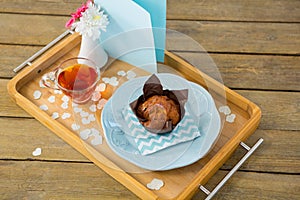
[130,74,188,134]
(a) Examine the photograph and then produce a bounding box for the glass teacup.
[43,57,100,104]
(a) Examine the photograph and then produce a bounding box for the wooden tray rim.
[7,33,261,200]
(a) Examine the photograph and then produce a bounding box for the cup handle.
[42,71,59,90]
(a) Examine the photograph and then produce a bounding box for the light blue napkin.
[123,107,201,156]
[95,0,157,73]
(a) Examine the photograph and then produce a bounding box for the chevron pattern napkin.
[123,107,201,155]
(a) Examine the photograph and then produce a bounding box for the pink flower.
[65,0,95,29]
[76,0,92,16]
[76,5,87,15]
[71,12,81,19]
[65,17,75,28]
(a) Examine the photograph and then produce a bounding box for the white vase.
[78,35,108,69]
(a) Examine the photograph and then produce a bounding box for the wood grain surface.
[2,14,300,54]
[1,0,299,199]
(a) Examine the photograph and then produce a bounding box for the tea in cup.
[43,58,100,104]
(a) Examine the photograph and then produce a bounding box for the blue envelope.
[95,0,166,73]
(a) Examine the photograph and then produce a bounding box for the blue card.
[133,0,166,62]
[95,0,157,73]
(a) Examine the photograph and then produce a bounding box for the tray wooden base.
[7,33,261,199]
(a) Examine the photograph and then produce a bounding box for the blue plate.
[101,74,221,170]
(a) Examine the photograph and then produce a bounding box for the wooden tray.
[7,33,261,199]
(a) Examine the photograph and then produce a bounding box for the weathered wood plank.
[2,78,299,130]
[237,90,300,131]
[175,52,300,91]
[1,14,300,55]
[0,118,87,162]
[1,0,299,23]
[0,0,82,15]
[2,45,299,91]
[0,14,67,45]
[1,160,298,200]
[167,0,300,22]
[0,45,41,78]
[193,170,300,200]
[222,129,300,173]
[0,79,31,118]
[0,116,299,173]
[2,46,300,91]
[166,21,300,55]
[0,161,137,199]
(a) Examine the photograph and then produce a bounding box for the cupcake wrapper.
[130,74,188,134]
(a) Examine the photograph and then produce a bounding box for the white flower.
[73,2,109,41]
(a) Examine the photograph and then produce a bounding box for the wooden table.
[1,1,299,199]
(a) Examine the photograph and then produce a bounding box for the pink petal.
[65,18,75,28]
[77,3,88,13]
[72,12,82,19]
[86,0,93,6]
[77,7,84,13]
[65,0,93,29]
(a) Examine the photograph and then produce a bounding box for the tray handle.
[13,29,74,73]
[199,138,264,200]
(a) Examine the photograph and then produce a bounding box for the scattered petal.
[32,147,42,157]
[218,105,231,115]
[48,95,56,103]
[39,104,48,111]
[96,83,106,92]
[71,123,81,131]
[117,70,126,77]
[61,112,71,120]
[51,112,59,120]
[61,102,69,109]
[91,91,101,102]
[97,99,107,110]
[109,77,119,86]
[82,117,90,125]
[62,95,70,102]
[226,113,236,123]
[91,135,102,145]
[147,178,164,190]
[89,104,97,112]
[127,70,136,80]
[88,114,96,122]
[90,128,100,136]
[54,89,63,95]
[90,128,102,145]
[80,110,89,118]
[102,77,110,84]
[73,107,82,113]
[33,90,42,100]
[102,77,119,86]
[80,129,91,140]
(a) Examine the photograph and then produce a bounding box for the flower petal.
[65,18,75,28]
[70,1,109,40]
